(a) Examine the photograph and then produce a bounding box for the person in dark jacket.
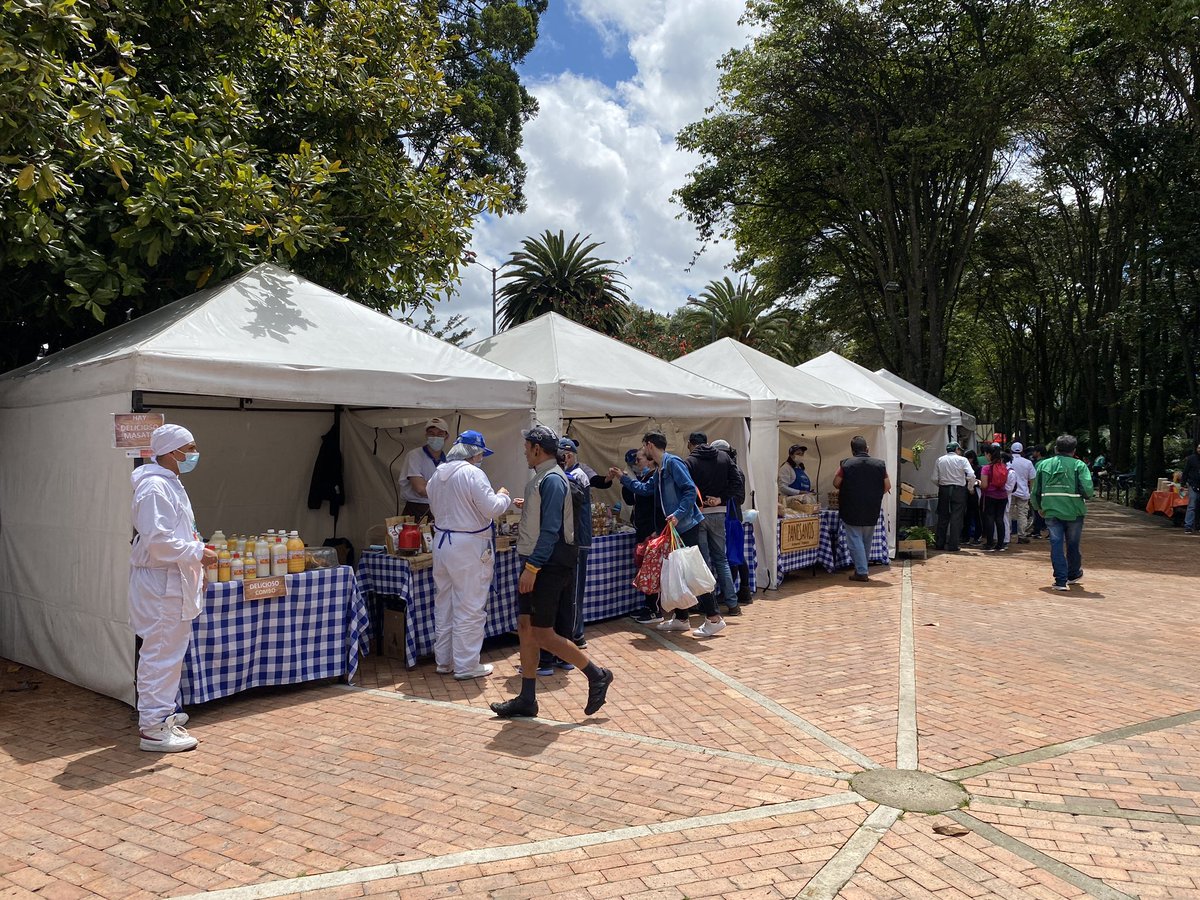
[625,448,667,623]
[685,432,742,615]
[833,435,891,582]
[1182,441,1200,534]
[712,439,752,606]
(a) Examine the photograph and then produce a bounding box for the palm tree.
[677,277,795,357]
[496,230,631,335]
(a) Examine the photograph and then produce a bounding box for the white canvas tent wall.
[874,369,977,449]
[469,314,753,506]
[673,340,886,588]
[796,352,954,552]
[0,264,536,704]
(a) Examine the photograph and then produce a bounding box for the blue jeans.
[697,514,738,608]
[1045,517,1084,586]
[1186,490,1199,531]
[842,523,875,575]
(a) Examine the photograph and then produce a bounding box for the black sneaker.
[573,638,588,650]
[490,697,538,718]
[724,605,743,616]
[631,608,663,624]
[584,668,613,716]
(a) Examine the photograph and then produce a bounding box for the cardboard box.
[381,609,406,660]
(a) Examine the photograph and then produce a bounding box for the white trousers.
[129,568,194,730]
[432,532,495,674]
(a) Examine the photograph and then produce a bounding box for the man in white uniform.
[129,424,215,752]
[400,417,450,521]
[426,430,512,679]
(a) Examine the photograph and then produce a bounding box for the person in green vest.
[1031,434,1094,591]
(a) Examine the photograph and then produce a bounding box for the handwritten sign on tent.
[113,413,164,453]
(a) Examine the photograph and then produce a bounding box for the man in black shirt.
[1183,441,1200,534]
[685,432,742,614]
[833,435,891,582]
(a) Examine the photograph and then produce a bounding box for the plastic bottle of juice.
[230,552,244,582]
[287,530,305,574]
[235,534,247,556]
[210,529,227,549]
[203,545,219,586]
[217,546,232,582]
[255,535,271,577]
[270,534,288,576]
[242,536,258,581]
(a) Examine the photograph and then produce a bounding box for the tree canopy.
[1,0,540,370]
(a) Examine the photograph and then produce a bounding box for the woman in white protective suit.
[129,424,217,752]
[426,430,513,679]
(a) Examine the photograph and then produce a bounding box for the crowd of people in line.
[931,435,1096,591]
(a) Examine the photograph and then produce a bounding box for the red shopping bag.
[633,526,675,595]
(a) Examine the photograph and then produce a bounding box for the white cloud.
[443,0,752,341]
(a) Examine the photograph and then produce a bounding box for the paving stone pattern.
[1,501,1197,898]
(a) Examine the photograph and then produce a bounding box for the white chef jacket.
[426,460,512,533]
[129,463,205,621]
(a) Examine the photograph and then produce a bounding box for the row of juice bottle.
[204,529,305,584]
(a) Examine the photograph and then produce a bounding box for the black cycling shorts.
[518,563,574,628]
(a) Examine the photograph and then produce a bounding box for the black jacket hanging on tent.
[308,411,345,518]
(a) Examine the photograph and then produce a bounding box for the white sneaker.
[454,663,494,680]
[693,618,727,637]
[657,618,691,632]
[139,720,198,753]
[435,663,454,674]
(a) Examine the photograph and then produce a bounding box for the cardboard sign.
[780,516,820,552]
[113,412,164,450]
[243,575,287,601]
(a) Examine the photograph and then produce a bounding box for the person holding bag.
[610,431,726,637]
[626,448,667,623]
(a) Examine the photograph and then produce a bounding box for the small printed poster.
[243,576,287,601]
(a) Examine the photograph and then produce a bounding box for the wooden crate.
[899,482,916,505]
[780,515,820,552]
[897,539,927,559]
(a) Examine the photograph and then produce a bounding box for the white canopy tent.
[673,340,886,588]
[0,264,536,703]
[469,313,753,506]
[874,369,977,449]
[796,352,955,551]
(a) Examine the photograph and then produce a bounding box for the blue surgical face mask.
[177,451,200,474]
[426,436,445,452]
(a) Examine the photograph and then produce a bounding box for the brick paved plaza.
[2,500,1198,899]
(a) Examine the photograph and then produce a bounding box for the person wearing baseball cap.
[400,417,451,521]
[425,429,511,680]
[490,425,614,719]
[129,424,216,753]
[1007,440,1037,543]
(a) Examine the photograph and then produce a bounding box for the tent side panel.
[0,395,136,702]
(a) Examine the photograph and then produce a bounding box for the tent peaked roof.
[797,351,951,425]
[0,264,536,409]
[874,369,976,430]
[469,313,749,418]
[673,339,883,425]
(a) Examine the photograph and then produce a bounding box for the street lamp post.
[464,252,499,336]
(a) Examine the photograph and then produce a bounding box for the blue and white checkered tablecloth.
[180,565,371,705]
[357,548,521,668]
[777,510,888,580]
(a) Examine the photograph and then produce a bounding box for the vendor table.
[776,510,888,580]
[180,565,371,705]
[357,530,655,667]
[1146,490,1188,521]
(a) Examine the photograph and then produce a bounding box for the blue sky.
[520,2,637,86]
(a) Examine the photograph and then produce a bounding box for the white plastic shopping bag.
[674,544,715,596]
[659,550,696,612]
